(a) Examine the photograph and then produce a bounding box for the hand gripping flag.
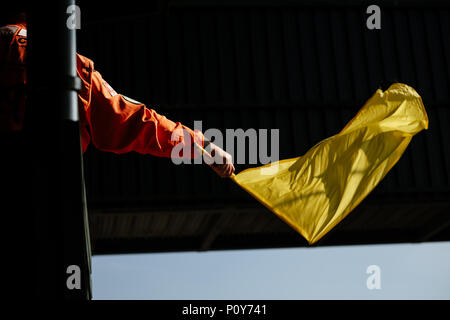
[230,83,428,244]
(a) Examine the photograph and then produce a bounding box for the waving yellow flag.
[231,83,428,244]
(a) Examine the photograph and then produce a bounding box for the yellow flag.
[231,83,428,244]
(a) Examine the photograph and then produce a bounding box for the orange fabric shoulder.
[76,53,95,152]
[76,53,94,111]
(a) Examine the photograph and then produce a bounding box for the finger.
[222,167,229,177]
[223,165,231,177]
[221,166,229,178]
[214,165,226,177]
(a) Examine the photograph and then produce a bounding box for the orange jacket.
[0,23,27,132]
[1,23,203,157]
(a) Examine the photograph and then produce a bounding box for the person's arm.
[84,68,202,158]
[77,54,235,176]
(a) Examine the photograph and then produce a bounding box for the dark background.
[76,0,450,254]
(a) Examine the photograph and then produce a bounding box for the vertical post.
[27,0,91,299]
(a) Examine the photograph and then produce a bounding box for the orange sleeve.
[76,54,203,157]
